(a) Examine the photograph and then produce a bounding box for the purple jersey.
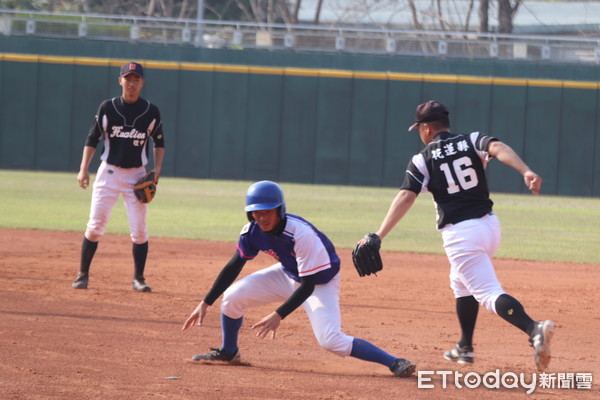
[236,214,340,284]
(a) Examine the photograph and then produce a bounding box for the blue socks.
[221,313,243,354]
[221,318,397,367]
[350,338,397,368]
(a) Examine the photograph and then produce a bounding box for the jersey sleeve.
[149,104,165,148]
[84,101,108,148]
[235,222,260,260]
[399,154,429,195]
[469,132,498,164]
[293,225,332,277]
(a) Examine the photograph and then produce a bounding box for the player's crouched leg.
[349,337,416,378]
[314,330,354,357]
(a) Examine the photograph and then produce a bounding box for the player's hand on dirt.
[252,311,282,339]
[78,170,90,189]
[523,171,542,195]
[182,301,209,331]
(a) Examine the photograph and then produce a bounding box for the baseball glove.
[352,233,383,277]
[133,170,158,203]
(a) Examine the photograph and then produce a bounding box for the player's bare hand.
[251,311,282,339]
[182,301,209,331]
[524,171,542,195]
[77,170,90,189]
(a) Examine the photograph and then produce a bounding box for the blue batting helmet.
[245,180,286,221]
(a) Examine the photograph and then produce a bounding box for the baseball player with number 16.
[182,180,416,378]
[360,100,555,372]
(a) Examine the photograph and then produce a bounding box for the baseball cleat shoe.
[72,273,88,289]
[444,344,474,365]
[530,320,555,372]
[190,347,241,364]
[132,277,152,292]
[390,358,416,378]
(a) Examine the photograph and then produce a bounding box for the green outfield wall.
[0,37,599,196]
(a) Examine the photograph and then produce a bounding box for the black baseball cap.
[408,100,449,131]
[120,62,144,78]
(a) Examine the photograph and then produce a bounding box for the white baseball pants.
[85,161,148,244]
[441,213,506,314]
[221,265,354,357]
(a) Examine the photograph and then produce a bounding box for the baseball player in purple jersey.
[71,62,165,292]
[365,100,555,371]
[182,180,416,377]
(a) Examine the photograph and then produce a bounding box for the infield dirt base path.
[0,228,598,399]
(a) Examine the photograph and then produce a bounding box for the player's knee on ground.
[314,330,353,357]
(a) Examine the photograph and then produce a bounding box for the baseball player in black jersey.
[363,100,555,371]
[71,61,165,292]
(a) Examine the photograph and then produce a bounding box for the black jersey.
[85,96,165,168]
[400,131,498,229]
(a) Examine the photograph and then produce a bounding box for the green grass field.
[1,169,598,264]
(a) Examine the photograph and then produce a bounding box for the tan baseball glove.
[133,170,158,203]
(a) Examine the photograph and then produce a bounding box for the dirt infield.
[0,228,598,399]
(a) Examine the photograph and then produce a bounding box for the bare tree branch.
[276,0,293,24]
[436,0,446,30]
[314,0,324,25]
[18,0,525,35]
[407,0,423,30]
[479,0,489,32]
[234,0,256,21]
[498,0,521,33]
[463,0,474,31]
[178,0,188,19]
[292,0,301,24]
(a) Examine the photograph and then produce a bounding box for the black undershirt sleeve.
[275,274,317,319]
[85,103,104,148]
[203,252,247,306]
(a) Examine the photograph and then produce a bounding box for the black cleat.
[190,347,241,364]
[390,358,416,377]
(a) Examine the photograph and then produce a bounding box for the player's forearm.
[79,146,96,172]
[376,190,416,240]
[275,275,316,319]
[203,252,246,305]
[153,147,165,175]
[488,141,531,175]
